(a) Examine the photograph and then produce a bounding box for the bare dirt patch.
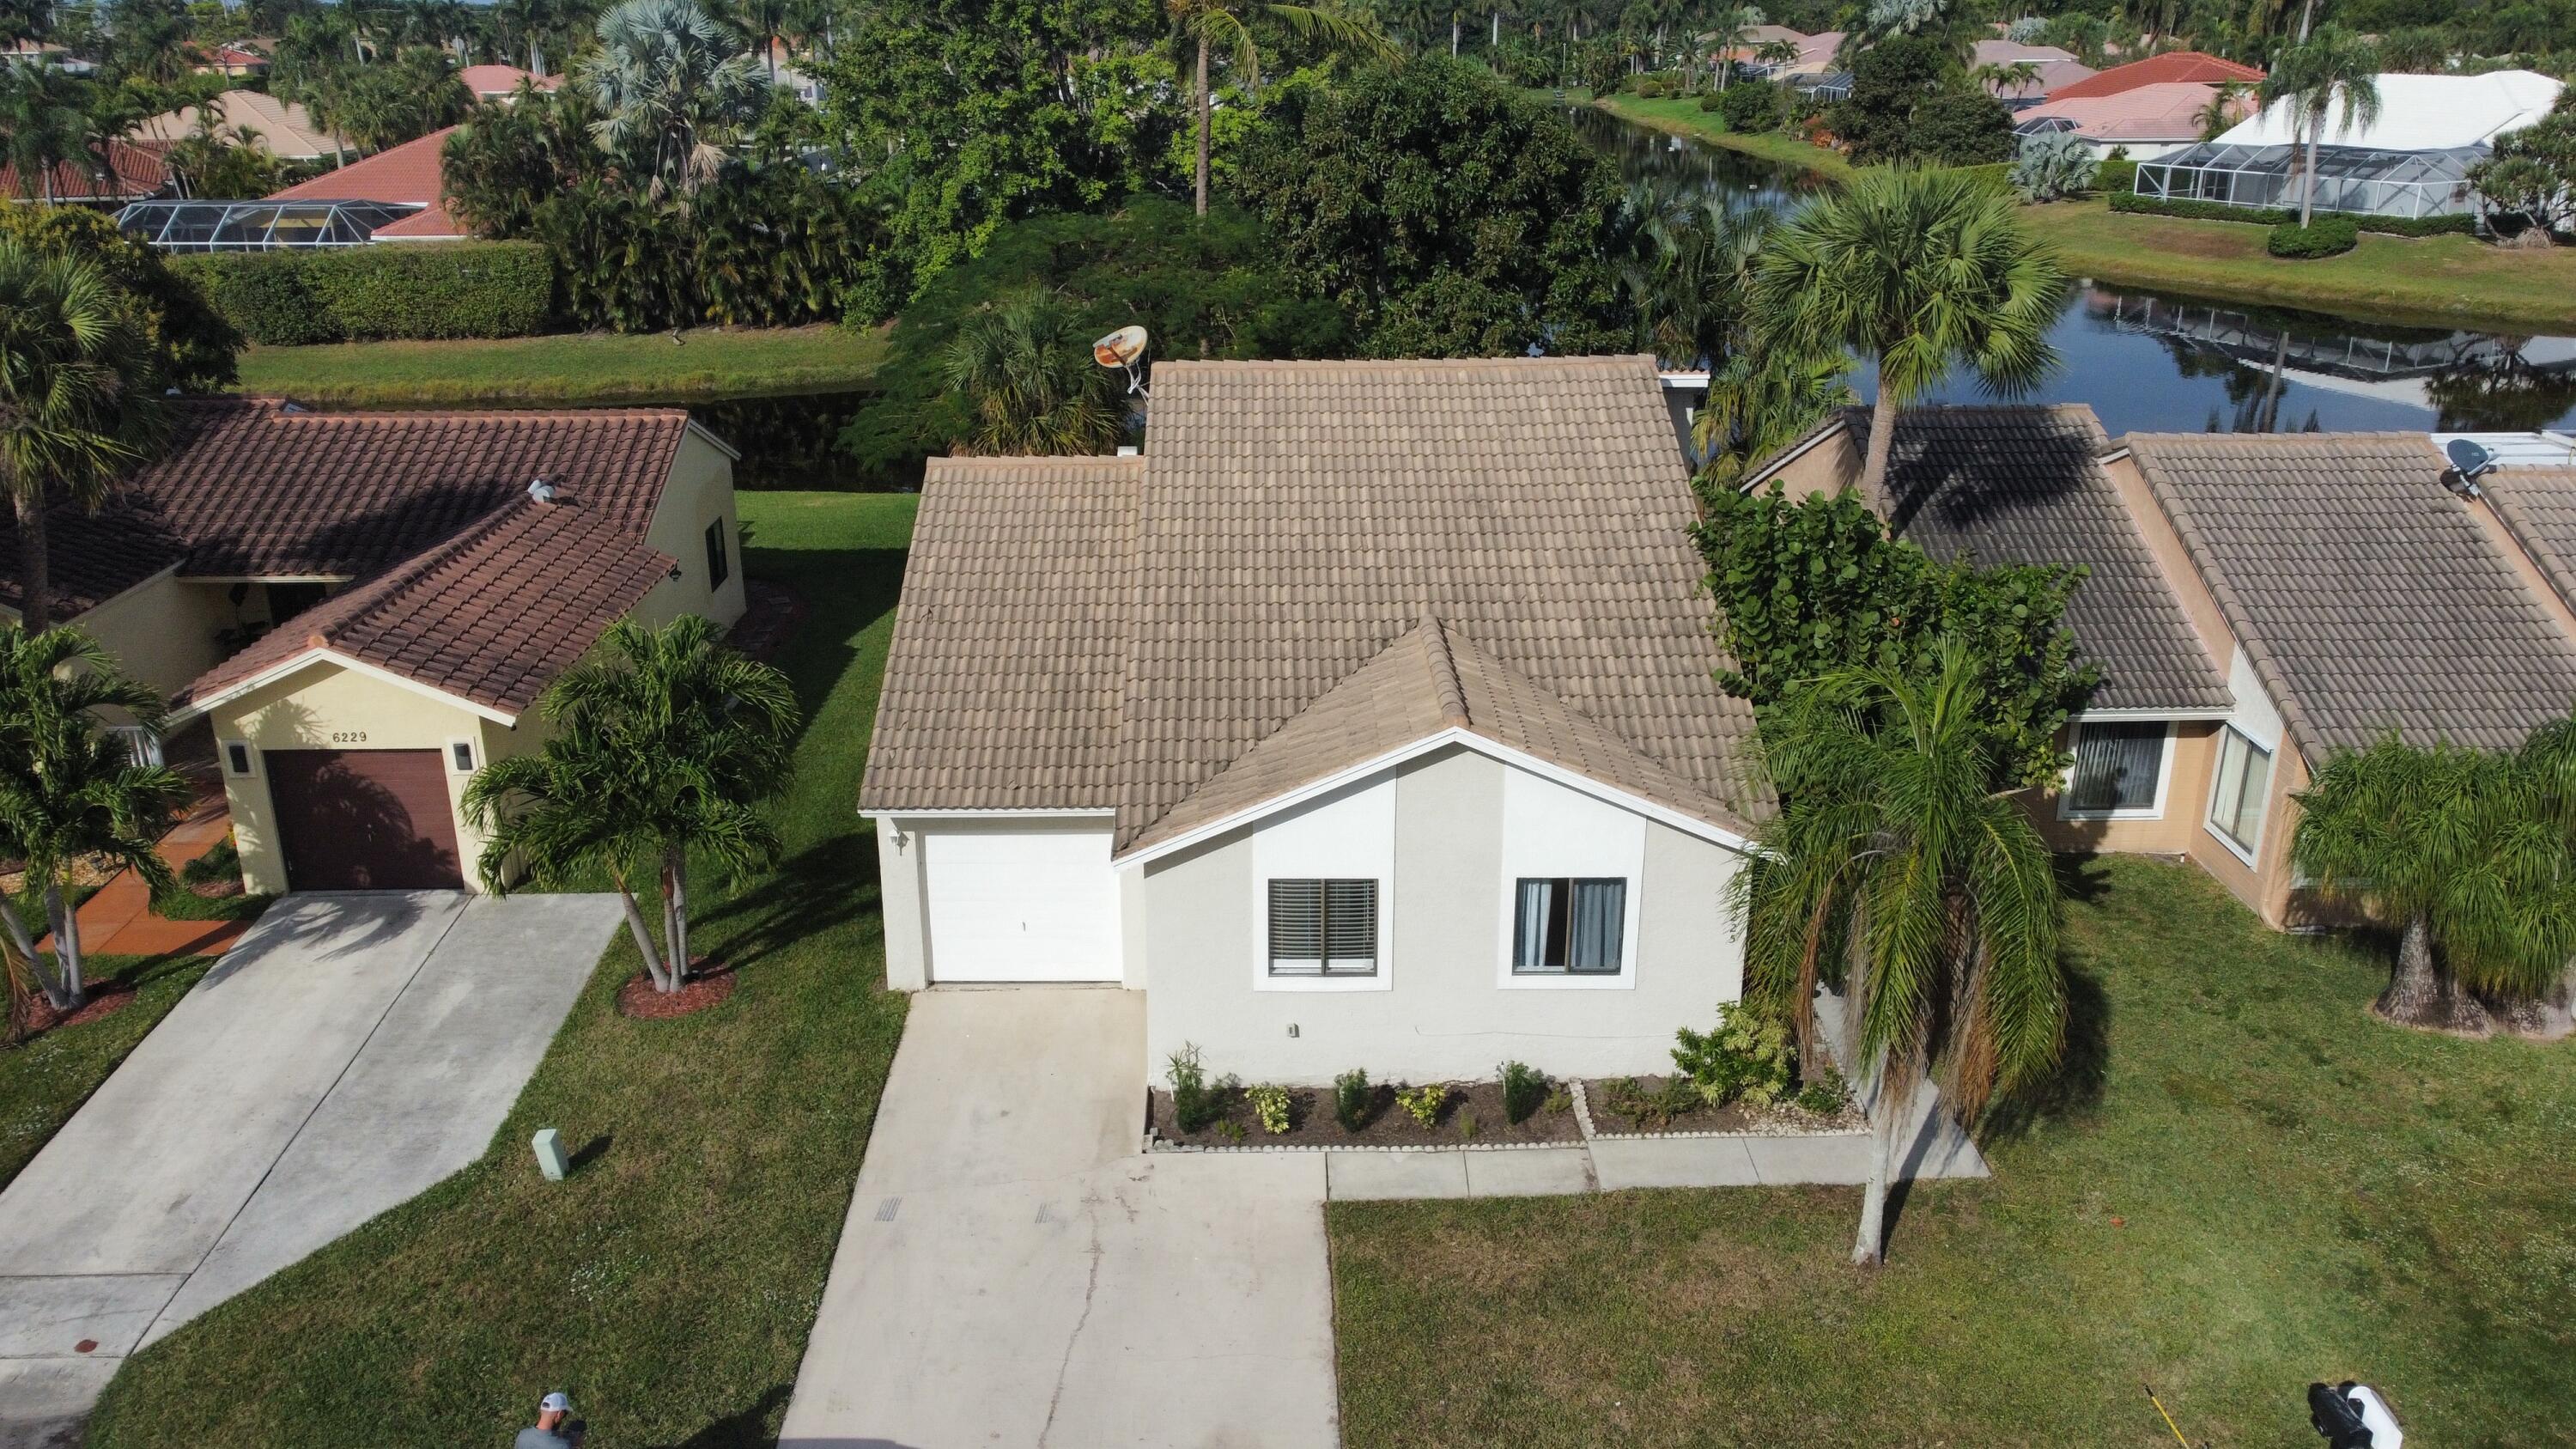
[616,959,738,1020]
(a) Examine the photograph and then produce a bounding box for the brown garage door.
[264,749,465,892]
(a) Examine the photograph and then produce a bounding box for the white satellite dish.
[1093,324,1151,396]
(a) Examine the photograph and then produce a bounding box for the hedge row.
[1946,161,2014,196]
[2106,190,2478,238]
[172,240,556,344]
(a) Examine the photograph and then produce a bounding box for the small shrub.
[1247,1083,1292,1135]
[1456,1108,1479,1140]
[1334,1068,1370,1131]
[1218,1118,1247,1142]
[1396,1082,1448,1127]
[1795,1068,1852,1117]
[1544,1085,1572,1115]
[1499,1060,1546,1124]
[2011,131,2098,203]
[1169,1044,1221,1134]
[1720,79,1783,133]
[1601,1075,1698,1129]
[2268,215,2360,259]
[1672,1000,1795,1109]
[181,833,240,886]
[1698,90,1722,113]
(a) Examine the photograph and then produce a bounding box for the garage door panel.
[266,749,465,892]
[924,830,1117,982]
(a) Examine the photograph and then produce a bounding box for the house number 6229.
[331,731,368,744]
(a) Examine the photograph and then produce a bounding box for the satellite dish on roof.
[2445,437,2495,480]
[1092,324,1151,397]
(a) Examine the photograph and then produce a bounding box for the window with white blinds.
[1267,879,1378,975]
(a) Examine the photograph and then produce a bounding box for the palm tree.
[580,0,766,201]
[726,0,790,82]
[1973,58,2042,102]
[1170,0,1399,216]
[1702,3,1759,90]
[1691,346,1856,483]
[0,243,167,632]
[0,625,189,1013]
[2195,80,2248,140]
[1751,167,2066,495]
[1728,637,2068,1265]
[2292,729,2576,1037]
[1753,35,1800,71]
[0,64,92,202]
[2260,22,2381,227]
[465,615,798,993]
[941,286,1127,457]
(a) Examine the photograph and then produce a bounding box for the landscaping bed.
[1579,1075,1862,1137]
[1150,1077,1585,1150]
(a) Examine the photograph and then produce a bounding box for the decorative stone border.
[1139,1080,1864,1154]
[1143,1135,1581,1154]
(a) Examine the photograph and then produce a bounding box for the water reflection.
[1574,106,2576,435]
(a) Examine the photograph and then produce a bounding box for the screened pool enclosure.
[113,198,422,250]
[2132,143,2483,219]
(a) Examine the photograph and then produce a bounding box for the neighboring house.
[190,41,270,76]
[2046,49,2262,102]
[2014,82,2239,160]
[1,40,94,74]
[1971,40,2096,105]
[2138,69,2563,219]
[1747,409,2576,930]
[861,356,1771,1087]
[458,64,565,102]
[263,125,465,240]
[0,399,746,895]
[131,90,353,163]
[0,139,175,204]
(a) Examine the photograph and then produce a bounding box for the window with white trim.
[1267,879,1378,976]
[1511,877,1627,975]
[2208,726,2273,855]
[2065,721,2166,815]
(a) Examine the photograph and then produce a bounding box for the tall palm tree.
[2260,22,2381,227]
[1729,637,2068,1265]
[1702,3,1759,90]
[726,0,790,82]
[1691,346,1856,483]
[0,625,189,1013]
[579,0,765,200]
[2196,80,2249,140]
[1973,58,2043,101]
[0,243,167,632]
[940,286,1127,457]
[1170,0,1399,216]
[0,64,92,202]
[1751,167,2066,495]
[2292,728,2576,1037]
[465,615,798,993]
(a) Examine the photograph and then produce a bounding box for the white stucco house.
[860,356,1774,1087]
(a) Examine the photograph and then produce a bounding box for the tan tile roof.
[131,90,350,161]
[2480,467,2576,615]
[860,356,1770,853]
[862,455,1140,809]
[174,498,673,716]
[1843,405,2230,712]
[2123,432,2576,755]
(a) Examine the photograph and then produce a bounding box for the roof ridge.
[1420,616,1469,728]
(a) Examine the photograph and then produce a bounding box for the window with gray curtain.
[1267,879,1378,975]
[2208,727,2273,853]
[2067,721,2167,813]
[1512,878,1626,974]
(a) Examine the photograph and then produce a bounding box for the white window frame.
[1495,764,1643,991]
[2057,720,2178,821]
[2203,724,2274,866]
[1264,877,1382,978]
[1249,776,1394,993]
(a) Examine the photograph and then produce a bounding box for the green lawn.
[1588,92,1855,178]
[1331,856,2576,1448]
[232,324,890,407]
[2023,198,2576,332]
[87,490,920,1449]
[0,954,214,1190]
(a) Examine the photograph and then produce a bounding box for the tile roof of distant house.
[860,356,1771,852]
[1779,405,2232,714]
[0,139,172,203]
[2123,431,2576,756]
[270,125,464,236]
[2478,467,2576,616]
[1971,41,2098,100]
[458,64,566,96]
[131,89,351,161]
[2015,82,2230,142]
[2047,49,2263,100]
[173,497,673,716]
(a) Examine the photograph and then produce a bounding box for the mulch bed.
[616,959,737,1020]
[187,877,244,900]
[1583,1075,1862,1135]
[14,983,136,1038]
[1150,1078,1585,1148]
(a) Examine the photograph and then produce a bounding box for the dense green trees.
[579,0,766,199]
[0,203,238,390]
[1235,57,1629,356]
[1829,33,2010,166]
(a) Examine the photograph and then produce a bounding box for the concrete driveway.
[0,891,622,1447]
[779,989,1339,1449]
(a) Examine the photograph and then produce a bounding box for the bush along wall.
[2108,190,2479,238]
[173,240,556,344]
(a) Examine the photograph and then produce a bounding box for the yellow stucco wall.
[633,429,747,632]
[206,661,538,894]
[2031,721,2222,857]
[46,572,239,707]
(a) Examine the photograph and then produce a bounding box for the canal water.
[1572,107,2576,435]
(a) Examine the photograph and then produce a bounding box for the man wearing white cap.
[515,1391,583,1448]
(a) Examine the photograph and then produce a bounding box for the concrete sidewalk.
[0,892,621,1449]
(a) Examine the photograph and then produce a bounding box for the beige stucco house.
[861,356,1773,1087]
[1748,408,2576,929]
[4,399,745,895]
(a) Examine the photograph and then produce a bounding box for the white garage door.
[923,829,1121,982]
